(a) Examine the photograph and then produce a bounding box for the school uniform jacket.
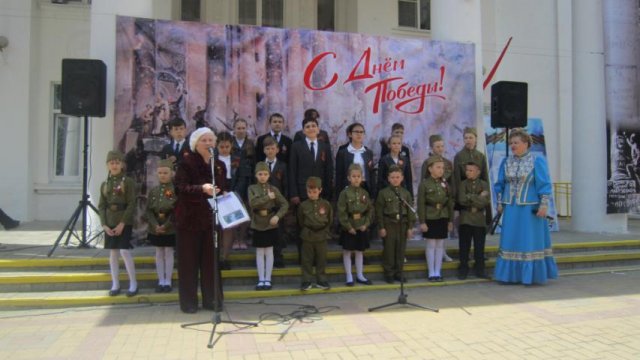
[288,140,334,201]
[255,132,293,163]
[377,153,413,198]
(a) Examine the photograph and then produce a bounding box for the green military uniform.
[375,178,416,281]
[248,183,289,231]
[145,182,177,236]
[337,185,373,232]
[297,177,333,283]
[457,177,490,226]
[99,151,136,250]
[417,177,454,222]
[453,127,491,224]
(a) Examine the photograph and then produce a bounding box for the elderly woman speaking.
[494,128,558,285]
[174,127,227,313]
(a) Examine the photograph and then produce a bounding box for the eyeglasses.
[352,130,365,134]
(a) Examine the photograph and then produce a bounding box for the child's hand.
[156,225,165,234]
[448,222,453,232]
[290,197,300,205]
[379,228,387,238]
[102,225,114,236]
[358,225,367,232]
[269,215,279,226]
[114,222,125,236]
[168,155,177,163]
[348,228,357,235]
[420,223,428,232]
[480,190,488,197]
[267,189,276,199]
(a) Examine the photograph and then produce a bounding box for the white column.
[430,0,483,139]
[572,0,627,232]
[0,1,33,220]
[88,0,172,228]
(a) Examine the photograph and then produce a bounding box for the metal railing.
[553,182,571,217]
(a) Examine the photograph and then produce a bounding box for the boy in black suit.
[293,108,331,147]
[160,118,189,165]
[262,136,289,267]
[256,113,293,164]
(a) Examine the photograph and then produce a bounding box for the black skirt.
[339,229,369,251]
[104,225,133,249]
[252,228,278,248]
[423,218,449,239]
[148,233,176,247]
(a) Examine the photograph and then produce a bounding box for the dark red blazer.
[174,151,228,231]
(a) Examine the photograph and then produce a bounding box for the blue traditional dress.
[494,151,558,284]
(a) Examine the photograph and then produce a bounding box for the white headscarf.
[189,127,215,152]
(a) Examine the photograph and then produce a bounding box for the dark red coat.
[174,151,228,231]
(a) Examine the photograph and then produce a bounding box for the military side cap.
[255,161,269,174]
[463,127,477,137]
[106,150,124,163]
[306,176,322,188]
[425,155,444,168]
[157,159,174,169]
[348,163,363,173]
[429,134,443,147]
[388,164,403,174]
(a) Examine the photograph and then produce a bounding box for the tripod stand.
[49,115,101,257]
[181,147,257,349]
[368,188,438,313]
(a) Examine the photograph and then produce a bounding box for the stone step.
[1,249,639,293]
[1,240,639,272]
[1,265,639,309]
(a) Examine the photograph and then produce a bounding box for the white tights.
[425,239,445,277]
[256,247,274,282]
[154,247,174,285]
[110,249,137,291]
[343,250,367,283]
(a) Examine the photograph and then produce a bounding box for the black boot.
[0,209,19,230]
[457,264,469,280]
[474,262,488,279]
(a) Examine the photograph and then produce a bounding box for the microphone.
[208,147,215,156]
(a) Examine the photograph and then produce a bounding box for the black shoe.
[428,276,436,282]
[182,307,197,314]
[255,281,265,291]
[126,288,138,297]
[155,284,164,293]
[162,285,172,292]
[345,281,354,287]
[264,281,272,290]
[457,267,469,280]
[108,288,121,296]
[384,276,394,284]
[220,261,231,270]
[274,259,286,268]
[356,278,372,285]
[4,220,19,230]
[393,275,407,283]
[316,281,331,290]
[435,276,444,282]
[301,282,313,291]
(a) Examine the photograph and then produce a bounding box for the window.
[239,0,283,28]
[398,0,430,31]
[52,83,82,182]
[181,0,201,22]
[317,0,335,31]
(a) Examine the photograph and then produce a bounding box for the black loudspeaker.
[61,59,106,117]
[491,81,528,128]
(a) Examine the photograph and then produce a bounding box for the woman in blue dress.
[494,128,558,284]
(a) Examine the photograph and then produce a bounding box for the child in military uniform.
[145,159,176,293]
[377,135,413,196]
[337,164,373,286]
[298,177,333,291]
[262,136,290,268]
[248,162,289,290]
[457,162,490,279]
[375,165,416,284]
[99,151,138,297]
[418,155,454,282]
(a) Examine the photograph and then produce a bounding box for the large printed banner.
[114,16,477,239]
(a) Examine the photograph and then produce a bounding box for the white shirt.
[348,144,367,178]
[235,137,245,149]
[270,131,281,143]
[265,157,277,172]
[218,154,232,179]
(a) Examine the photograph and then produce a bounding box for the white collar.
[347,144,365,154]
[305,138,318,147]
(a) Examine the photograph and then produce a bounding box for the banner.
[484,118,559,232]
[114,16,477,240]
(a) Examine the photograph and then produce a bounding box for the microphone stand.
[181,147,257,349]
[368,189,438,313]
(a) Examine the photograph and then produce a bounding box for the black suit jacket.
[160,139,190,164]
[288,140,333,200]
[377,153,413,199]
[265,160,288,198]
[335,146,376,198]
[379,140,412,165]
[255,132,293,164]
